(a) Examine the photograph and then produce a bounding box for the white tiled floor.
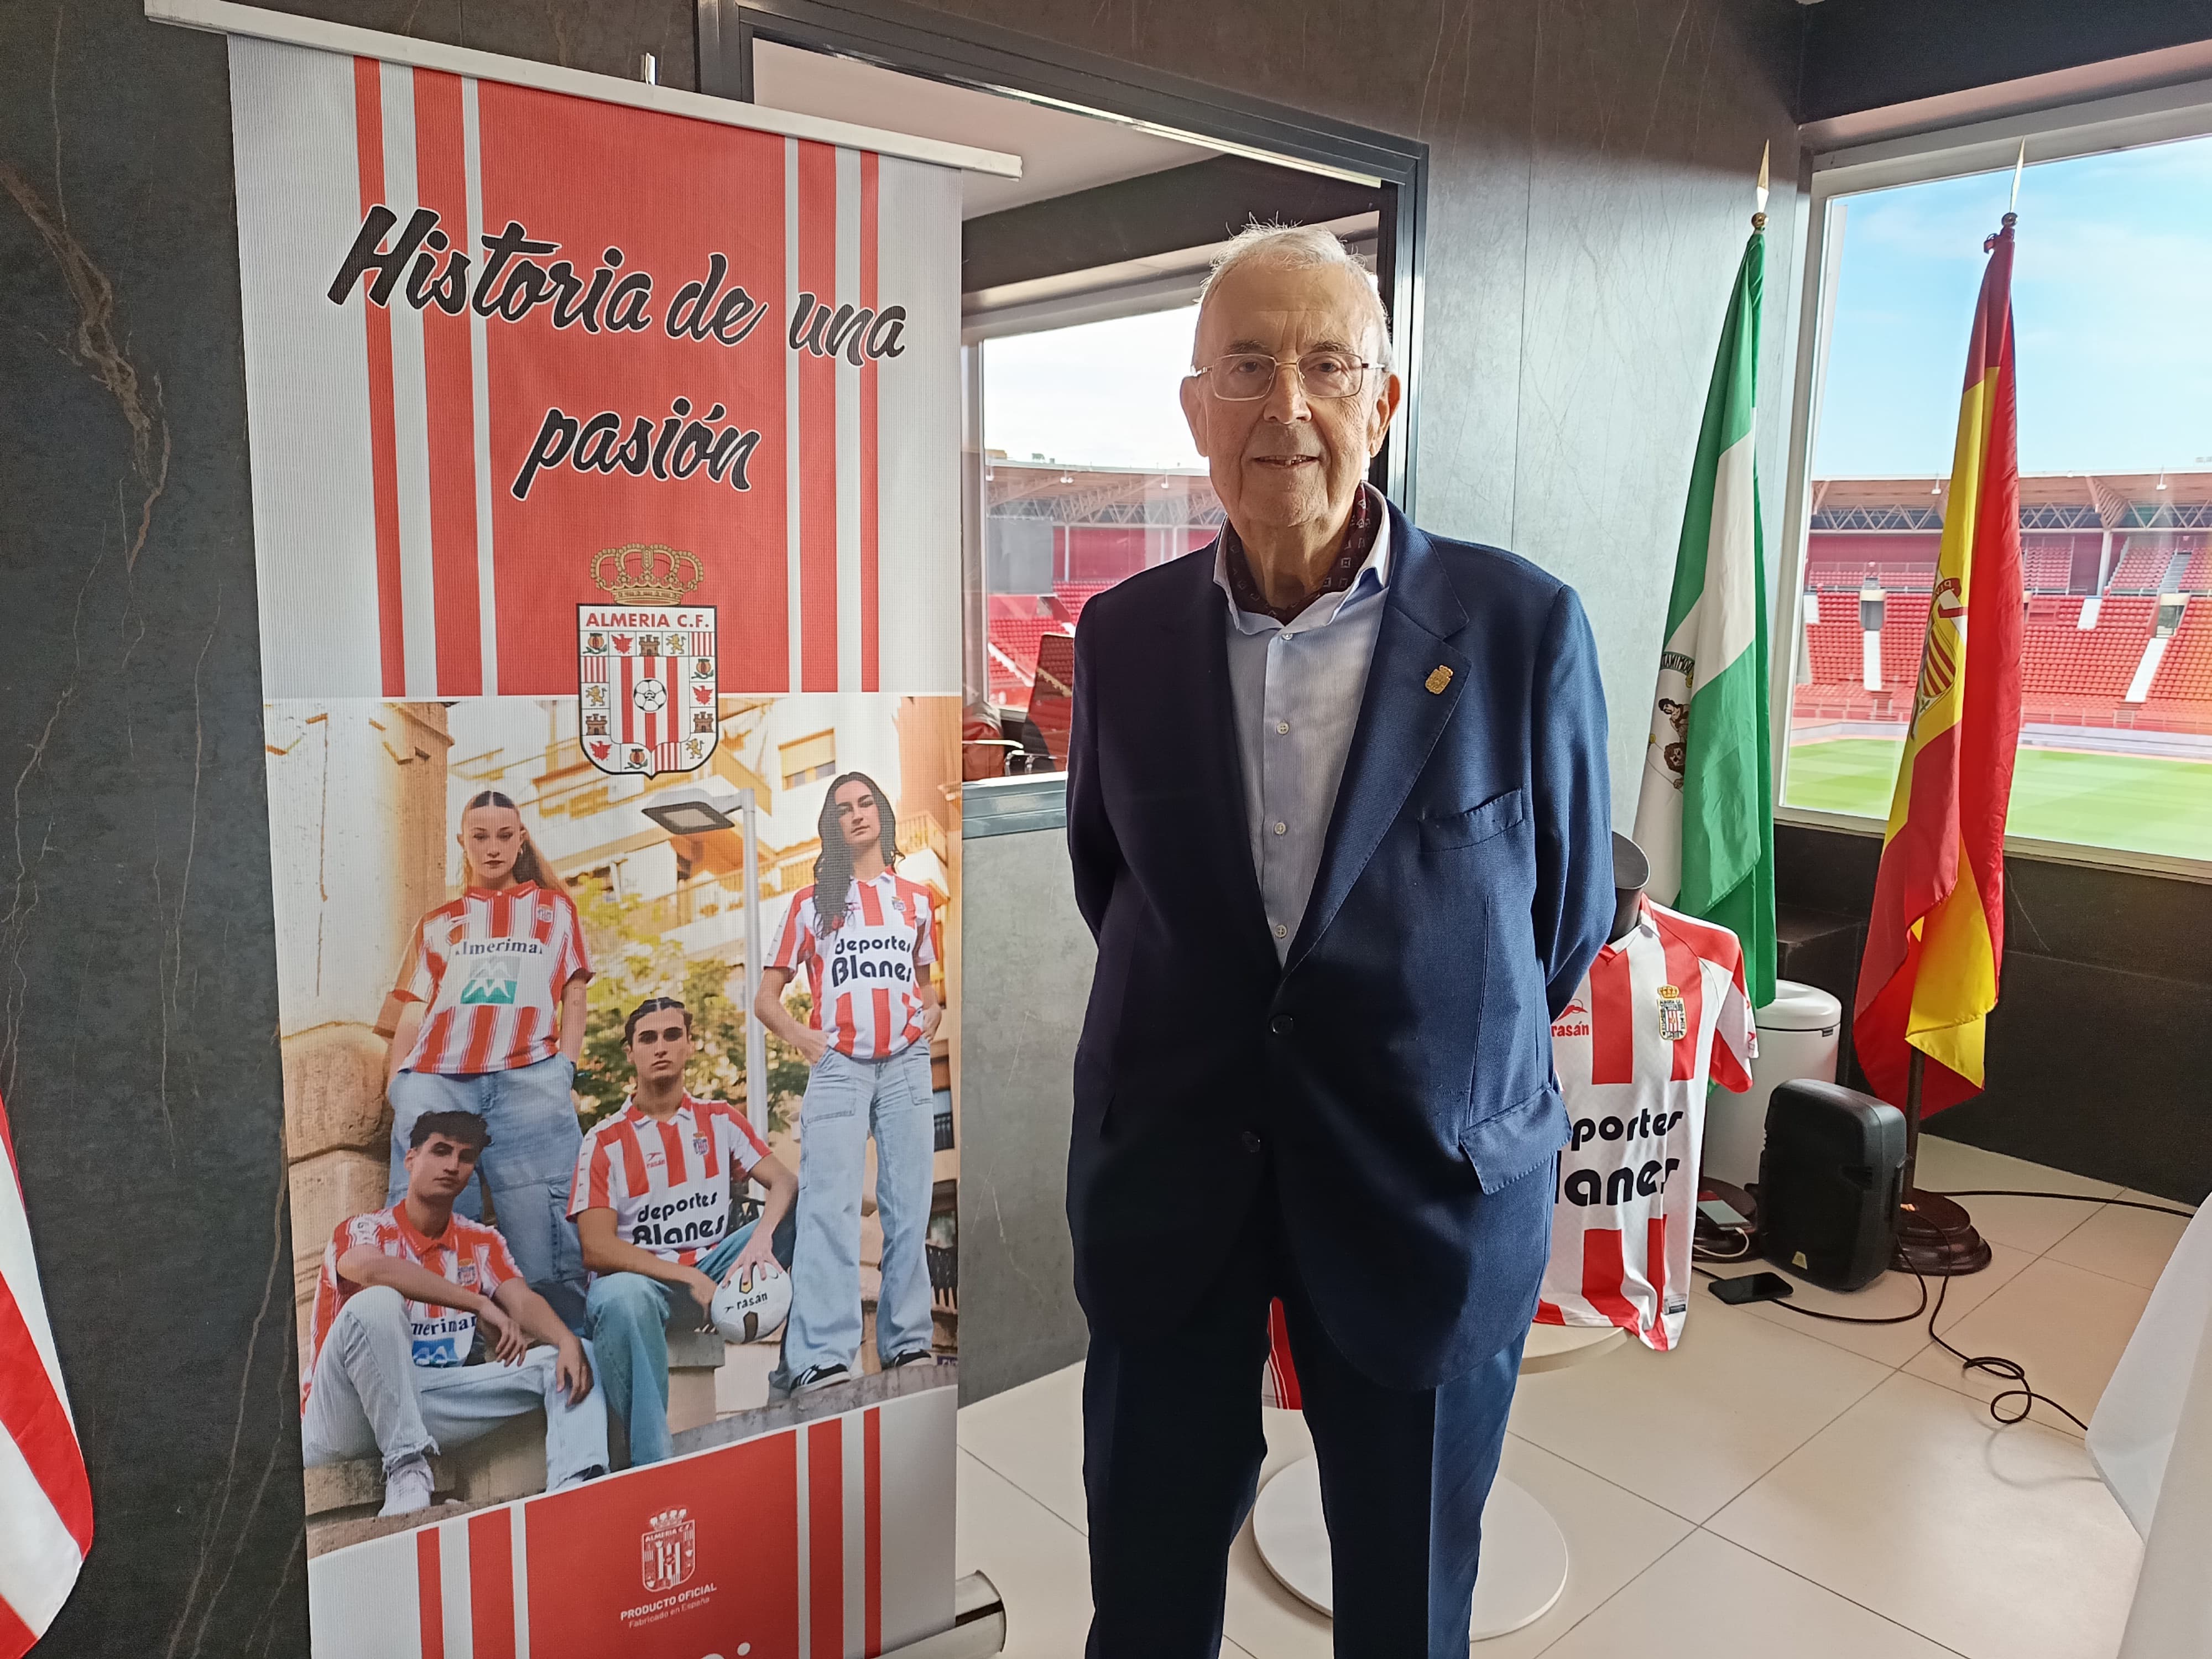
[954,1138,2194,1658]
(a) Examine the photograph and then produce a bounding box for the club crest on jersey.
[1657,983,1688,1042]
[578,545,717,778]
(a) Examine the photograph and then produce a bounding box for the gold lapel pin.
[1425,665,1453,695]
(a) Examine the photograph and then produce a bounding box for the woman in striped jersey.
[757,772,942,1394]
[383,789,594,1323]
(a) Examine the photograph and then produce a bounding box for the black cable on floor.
[1693,1185,2199,1431]
[1930,1188,2196,1220]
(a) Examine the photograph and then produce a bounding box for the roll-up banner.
[175,10,1005,1652]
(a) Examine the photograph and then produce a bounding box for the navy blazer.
[1064,503,1614,1390]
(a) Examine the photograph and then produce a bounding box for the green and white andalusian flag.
[1631,224,1777,1008]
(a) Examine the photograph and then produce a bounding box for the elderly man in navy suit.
[1065,225,1614,1658]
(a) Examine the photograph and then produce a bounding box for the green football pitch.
[1783,738,2212,861]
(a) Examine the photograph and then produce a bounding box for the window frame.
[1772,76,2212,884]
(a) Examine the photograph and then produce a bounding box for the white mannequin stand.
[1251,1322,1626,1640]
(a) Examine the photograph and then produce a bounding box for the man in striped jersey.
[303,1111,608,1517]
[755,773,942,1394]
[573,997,798,1466]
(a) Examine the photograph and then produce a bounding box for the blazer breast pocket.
[1421,787,1526,851]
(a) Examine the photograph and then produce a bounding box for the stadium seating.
[2177,540,2210,594]
[1803,559,1937,593]
[2147,598,2212,703]
[2106,537,2174,593]
[2021,597,2147,698]
[1804,611,1861,686]
[1877,595,1932,688]
[2021,537,2074,593]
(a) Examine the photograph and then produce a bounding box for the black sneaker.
[884,1349,935,1370]
[790,1363,852,1394]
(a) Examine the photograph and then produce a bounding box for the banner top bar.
[149,0,1026,178]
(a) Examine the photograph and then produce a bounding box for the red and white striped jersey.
[770,871,938,1061]
[567,1094,772,1266]
[1538,897,1756,1352]
[304,1206,523,1406]
[393,881,592,1074]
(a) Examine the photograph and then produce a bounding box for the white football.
[711,1261,791,1344]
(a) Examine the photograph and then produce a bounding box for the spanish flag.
[1852,216,2025,1115]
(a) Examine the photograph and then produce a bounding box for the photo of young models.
[756,773,942,1394]
[302,1111,607,1517]
[570,995,799,1466]
[385,790,593,1327]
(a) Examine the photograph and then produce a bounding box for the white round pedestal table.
[1251,1322,1626,1640]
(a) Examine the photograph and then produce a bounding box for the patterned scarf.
[1221,484,1383,626]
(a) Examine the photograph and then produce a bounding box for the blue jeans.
[786,1044,936,1376]
[583,1224,752,1468]
[387,1055,585,1320]
[300,1285,609,1490]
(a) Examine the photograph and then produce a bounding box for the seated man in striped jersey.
[302,1110,608,1517]
[571,996,799,1467]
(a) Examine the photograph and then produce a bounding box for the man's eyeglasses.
[1189,351,1379,403]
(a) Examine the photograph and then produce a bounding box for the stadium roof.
[1810,471,2212,532]
[985,460,1224,526]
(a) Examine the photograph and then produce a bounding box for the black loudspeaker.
[1756,1080,1907,1292]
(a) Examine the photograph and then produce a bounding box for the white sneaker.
[379,1454,435,1517]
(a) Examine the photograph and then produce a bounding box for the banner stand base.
[885,1573,1006,1659]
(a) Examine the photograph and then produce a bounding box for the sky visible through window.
[984,304,1207,472]
[1816,132,2212,477]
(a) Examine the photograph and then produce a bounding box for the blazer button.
[1269,1014,1295,1036]
[1241,1130,1264,1152]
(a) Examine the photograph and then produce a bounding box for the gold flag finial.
[2009,138,2026,212]
[1752,140,1770,231]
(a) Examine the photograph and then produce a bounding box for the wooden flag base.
[1890,1051,1993,1277]
[1894,1189,1994,1276]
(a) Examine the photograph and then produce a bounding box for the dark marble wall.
[0,4,305,1655]
[1775,825,2212,1207]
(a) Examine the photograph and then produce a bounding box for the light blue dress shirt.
[1213,503,1392,962]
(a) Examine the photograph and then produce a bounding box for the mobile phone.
[1709,1271,1794,1306]
[1698,1196,1750,1230]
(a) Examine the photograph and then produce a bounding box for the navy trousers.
[1081,1175,1527,1659]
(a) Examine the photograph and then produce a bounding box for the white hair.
[1196,222,1395,373]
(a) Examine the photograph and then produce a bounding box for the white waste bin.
[1702,978,1843,1189]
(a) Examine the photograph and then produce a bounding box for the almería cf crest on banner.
[640,1507,698,1593]
[580,545,718,776]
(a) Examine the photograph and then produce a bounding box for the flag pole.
[1893,1048,1990,1274]
[1864,201,2024,1280]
